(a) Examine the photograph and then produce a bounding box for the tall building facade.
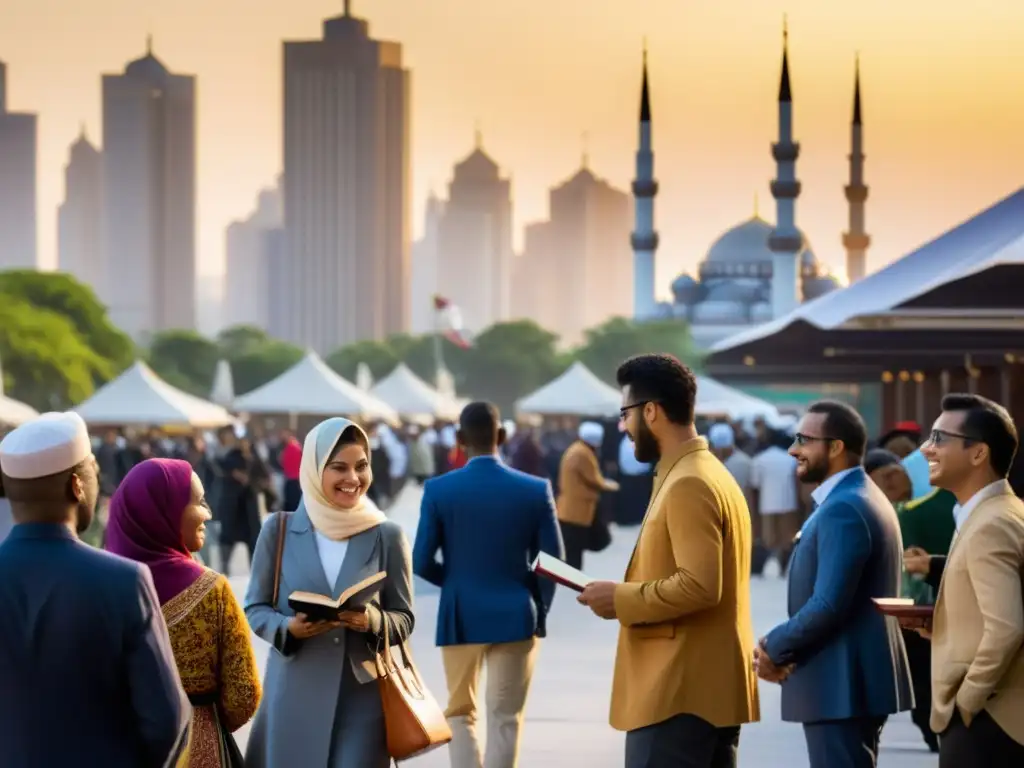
[844,58,870,283]
[0,60,38,270]
[631,48,658,319]
[280,4,411,353]
[514,161,632,345]
[410,191,444,333]
[57,127,104,285]
[224,182,282,330]
[102,41,197,339]
[436,136,513,333]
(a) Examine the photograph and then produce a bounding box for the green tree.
[325,340,400,382]
[400,335,470,388]
[0,270,135,374]
[216,325,272,359]
[462,321,566,412]
[231,340,304,395]
[573,317,701,384]
[0,296,110,409]
[147,330,222,395]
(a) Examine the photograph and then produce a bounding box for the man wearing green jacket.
[866,448,956,752]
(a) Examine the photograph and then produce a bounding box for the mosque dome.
[802,274,841,300]
[702,279,762,304]
[692,300,749,324]
[705,217,777,264]
[125,52,170,83]
[670,273,703,305]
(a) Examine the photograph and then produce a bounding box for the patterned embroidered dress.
[164,569,262,767]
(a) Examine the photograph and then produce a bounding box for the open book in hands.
[531,553,594,593]
[289,571,386,622]
[872,597,933,631]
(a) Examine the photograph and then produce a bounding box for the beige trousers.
[441,637,539,768]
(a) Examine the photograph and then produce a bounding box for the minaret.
[631,45,658,319]
[768,19,802,319]
[843,56,870,283]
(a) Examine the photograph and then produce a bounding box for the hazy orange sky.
[2,0,1024,299]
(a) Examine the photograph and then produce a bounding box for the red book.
[531,553,594,593]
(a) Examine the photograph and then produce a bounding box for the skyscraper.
[101,39,196,339]
[515,160,632,344]
[0,60,38,270]
[280,1,411,353]
[436,133,513,333]
[58,126,104,286]
[224,182,282,329]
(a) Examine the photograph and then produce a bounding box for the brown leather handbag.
[374,609,452,761]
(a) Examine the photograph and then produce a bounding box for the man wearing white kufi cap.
[555,421,619,570]
[0,412,191,767]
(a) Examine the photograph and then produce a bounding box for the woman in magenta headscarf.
[106,458,261,768]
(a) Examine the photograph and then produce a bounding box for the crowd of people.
[0,352,1022,768]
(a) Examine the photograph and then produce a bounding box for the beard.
[632,419,660,464]
[799,456,830,485]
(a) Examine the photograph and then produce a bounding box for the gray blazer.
[244,507,414,767]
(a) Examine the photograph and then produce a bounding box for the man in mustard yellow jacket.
[579,354,759,768]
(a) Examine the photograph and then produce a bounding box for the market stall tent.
[516,362,621,417]
[370,363,463,420]
[516,361,780,420]
[73,361,236,428]
[233,351,397,422]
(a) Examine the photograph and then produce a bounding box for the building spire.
[853,52,862,124]
[344,0,352,16]
[778,16,792,102]
[581,131,590,169]
[640,43,651,122]
[146,33,153,56]
[473,119,482,149]
[754,192,759,218]
[844,53,870,282]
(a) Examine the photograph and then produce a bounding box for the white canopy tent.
[74,361,236,428]
[370,363,464,421]
[209,359,235,407]
[515,361,779,420]
[233,351,397,422]
[516,362,620,417]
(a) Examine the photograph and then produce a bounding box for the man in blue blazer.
[0,413,190,768]
[754,401,913,768]
[413,401,564,768]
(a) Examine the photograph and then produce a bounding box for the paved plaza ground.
[228,484,938,767]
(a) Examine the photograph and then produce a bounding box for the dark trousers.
[625,712,740,768]
[940,709,1024,767]
[559,520,589,570]
[803,717,886,768]
[902,628,939,750]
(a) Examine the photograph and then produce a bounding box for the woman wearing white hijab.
[244,418,415,768]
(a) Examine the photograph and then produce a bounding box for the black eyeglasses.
[792,433,836,446]
[619,401,651,420]
[927,429,977,447]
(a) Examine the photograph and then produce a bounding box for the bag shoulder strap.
[272,512,289,606]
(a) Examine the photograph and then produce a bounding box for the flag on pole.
[433,295,472,348]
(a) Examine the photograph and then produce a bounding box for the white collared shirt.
[315,531,349,592]
[952,480,1008,532]
[811,466,859,509]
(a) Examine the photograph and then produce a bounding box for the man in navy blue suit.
[413,401,564,768]
[754,401,913,768]
[0,413,190,768]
